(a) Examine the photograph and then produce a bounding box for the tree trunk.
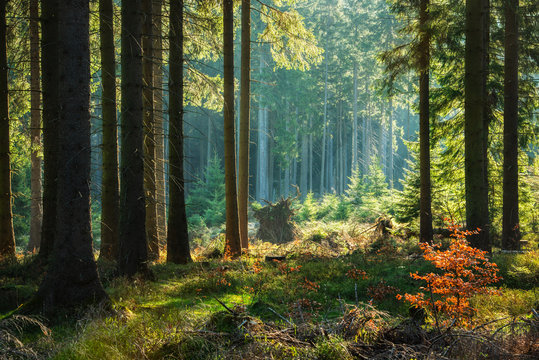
[27,0,42,253]
[388,97,394,188]
[99,0,119,260]
[320,57,328,194]
[502,0,520,250]
[363,79,370,174]
[142,0,159,260]
[153,0,167,247]
[223,0,241,258]
[465,0,490,251]
[238,0,250,249]
[309,116,312,192]
[167,0,192,264]
[419,0,433,243]
[300,124,308,197]
[352,62,358,172]
[37,0,108,314]
[257,52,268,201]
[0,0,14,258]
[40,0,58,260]
[119,0,149,276]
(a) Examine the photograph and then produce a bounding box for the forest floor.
[1,220,538,359]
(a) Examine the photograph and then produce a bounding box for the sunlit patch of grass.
[471,287,538,321]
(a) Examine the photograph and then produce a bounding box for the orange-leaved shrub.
[397,220,501,326]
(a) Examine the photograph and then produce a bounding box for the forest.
[0,0,538,359]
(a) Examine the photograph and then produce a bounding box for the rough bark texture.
[465,0,490,252]
[0,0,15,258]
[153,0,166,245]
[419,0,433,243]
[223,0,241,258]
[167,0,192,264]
[27,0,42,253]
[502,0,521,250]
[142,0,159,260]
[99,0,119,260]
[119,0,149,276]
[40,0,58,260]
[239,0,250,250]
[37,0,108,314]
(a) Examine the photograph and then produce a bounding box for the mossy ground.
[1,222,537,359]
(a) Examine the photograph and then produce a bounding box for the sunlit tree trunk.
[352,61,358,172]
[28,0,42,253]
[502,0,520,250]
[167,0,191,264]
[320,57,328,194]
[257,52,268,201]
[153,0,167,247]
[223,0,241,257]
[99,0,119,260]
[238,0,250,249]
[119,0,149,276]
[0,0,14,258]
[465,0,490,251]
[142,0,159,260]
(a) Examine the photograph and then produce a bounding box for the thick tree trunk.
[419,0,433,243]
[28,0,42,253]
[0,0,14,258]
[238,0,250,249]
[119,0,149,276]
[37,0,108,314]
[223,0,241,257]
[142,0,159,260]
[153,0,167,248]
[167,0,191,264]
[502,0,520,250]
[99,0,119,260]
[40,0,58,260]
[465,0,490,251]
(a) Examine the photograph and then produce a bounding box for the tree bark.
[419,0,433,243]
[37,0,108,314]
[99,0,119,260]
[27,0,42,253]
[352,61,358,172]
[388,97,393,188]
[40,0,58,260]
[0,0,14,258]
[142,0,159,260]
[502,0,520,250]
[153,0,166,246]
[119,0,149,276]
[320,57,328,194]
[257,52,268,201]
[465,0,490,251]
[223,0,241,258]
[238,0,250,249]
[167,0,191,264]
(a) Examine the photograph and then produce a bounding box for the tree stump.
[253,190,299,244]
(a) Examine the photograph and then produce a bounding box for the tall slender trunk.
[37,0,108,314]
[363,79,370,174]
[153,0,166,246]
[388,97,394,188]
[238,0,250,249]
[0,0,14,258]
[223,0,241,258]
[352,61,358,172]
[320,57,328,194]
[419,0,433,243]
[40,0,58,260]
[99,0,119,260]
[465,0,490,251]
[28,0,42,253]
[300,124,308,197]
[119,0,149,276]
[142,0,158,260]
[167,0,191,264]
[502,0,520,249]
[257,52,268,200]
[309,116,312,192]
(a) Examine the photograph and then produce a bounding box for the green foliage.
[186,156,226,228]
